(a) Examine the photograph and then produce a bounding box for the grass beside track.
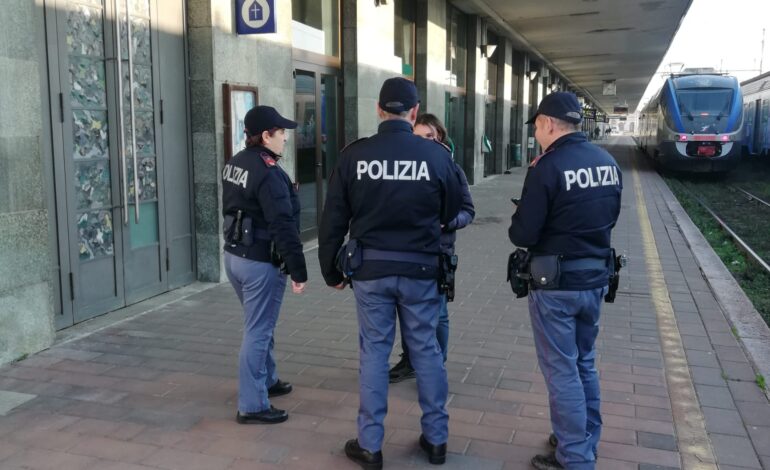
[662,159,770,327]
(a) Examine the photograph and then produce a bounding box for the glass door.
[294,68,341,240]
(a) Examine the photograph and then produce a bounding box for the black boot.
[267,379,293,397]
[531,452,564,470]
[419,434,447,465]
[388,354,416,383]
[344,439,383,470]
[236,406,288,424]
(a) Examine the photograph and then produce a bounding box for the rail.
[680,185,770,276]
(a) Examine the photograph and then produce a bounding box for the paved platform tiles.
[0,136,768,469]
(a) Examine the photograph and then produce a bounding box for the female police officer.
[389,113,475,382]
[222,105,307,424]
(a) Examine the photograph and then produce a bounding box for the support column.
[494,38,511,174]
[461,15,485,184]
[342,0,359,145]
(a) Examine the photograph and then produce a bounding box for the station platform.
[0,137,769,469]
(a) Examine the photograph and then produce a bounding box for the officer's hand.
[292,281,306,294]
[332,282,345,290]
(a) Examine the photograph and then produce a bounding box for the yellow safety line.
[631,158,717,469]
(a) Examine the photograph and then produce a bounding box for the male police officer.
[509,92,622,470]
[318,78,462,469]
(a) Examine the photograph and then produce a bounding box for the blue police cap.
[379,77,419,114]
[244,105,298,136]
[526,92,583,124]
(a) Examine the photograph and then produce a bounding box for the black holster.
[507,249,531,298]
[270,242,287,274]
[439,253,458,302]
[604,248,625,303]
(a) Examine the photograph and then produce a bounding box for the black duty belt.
[362,249,438,265]
[248,228,271,240]
[560,257,608,272]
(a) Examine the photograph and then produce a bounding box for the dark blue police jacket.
[318,119,463,286]
[222,145,307,283]
[508,132,622,290]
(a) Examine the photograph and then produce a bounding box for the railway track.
[680,184,770,276]
[732,186,770,209]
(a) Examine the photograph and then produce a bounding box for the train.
[637,71,743,172]
[741,71,770,157]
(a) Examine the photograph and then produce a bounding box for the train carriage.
[638,71,743,172]
[741,71,770,157]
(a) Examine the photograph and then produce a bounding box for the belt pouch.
[529,255,561,289]
[335,239,362,276]
[239,216,255,246]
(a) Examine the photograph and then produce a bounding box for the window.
[292,0,339,57]
[446,5,467,89]
[393,0,415,77]
[486,30,498,97]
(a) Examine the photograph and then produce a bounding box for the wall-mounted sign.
[236,0,276,35]
[583,108,597,120]
[527,137,535,149]
[602,80,616,96]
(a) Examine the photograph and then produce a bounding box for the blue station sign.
[236,0,276,35]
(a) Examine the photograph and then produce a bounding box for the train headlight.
[677,134,688,142]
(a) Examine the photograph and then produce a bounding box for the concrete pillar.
[187,0,296,282]
[342,0,359,145]
[461,15,485,185]
[493,38,511,174]
[0,0,55,364]
[511,48,526,168]
[415,0,448,118]
[343,0,402,141]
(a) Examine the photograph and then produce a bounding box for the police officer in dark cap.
[318,77,463,469]
[222,105,307,425]
[509,92,622,470]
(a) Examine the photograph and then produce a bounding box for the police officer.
[389,113,475,383]
[318,78,463,469]
[222,105,307,425]
[508,92,622,470]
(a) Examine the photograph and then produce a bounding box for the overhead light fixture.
[479,44,497,58]
[374,0,387,6]
[528,70,539,81]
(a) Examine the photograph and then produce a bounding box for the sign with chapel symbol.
[236,0,276,35]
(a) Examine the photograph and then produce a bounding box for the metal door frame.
[293,61,343,239]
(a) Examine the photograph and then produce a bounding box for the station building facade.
[0,0,600,364]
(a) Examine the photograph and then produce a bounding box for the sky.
[635,0,770,112]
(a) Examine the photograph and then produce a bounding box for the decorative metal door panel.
[47,0,193,327]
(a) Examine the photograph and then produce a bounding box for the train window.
[676,89,733,115]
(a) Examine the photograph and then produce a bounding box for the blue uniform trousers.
[401,292,449,363]
[224,252,286,413]
[529,288,606,470]
[436,294,449,362]
[353,276,449,452]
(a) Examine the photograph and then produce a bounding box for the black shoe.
[267,379,293,397]
[419,434,447,465]
[235,406,288,424]
[531,452,564,470]
[389,355,416,383]
[546,434,598,459]
[344,439,383,470]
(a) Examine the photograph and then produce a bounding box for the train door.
[756,99,770,155]
[45,0,194,327]
[752,99,762,154]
